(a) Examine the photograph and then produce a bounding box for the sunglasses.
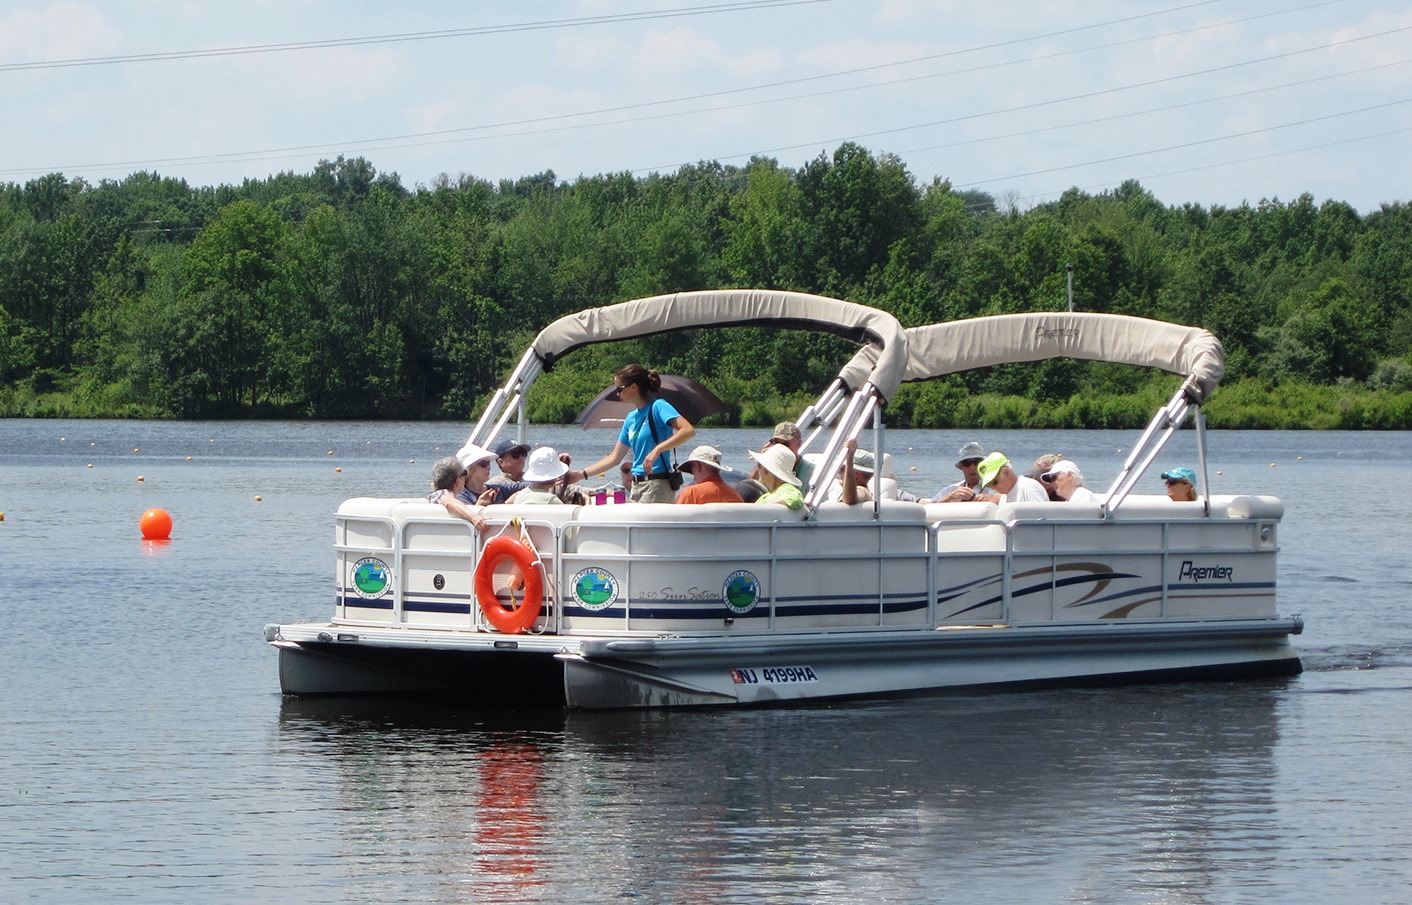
[1165,479,1189,487]
[503,450,527,460]
[958,458,982,467]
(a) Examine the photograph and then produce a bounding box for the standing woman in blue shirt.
[573,364,696,503]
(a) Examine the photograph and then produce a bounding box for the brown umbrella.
[575,374,729,429]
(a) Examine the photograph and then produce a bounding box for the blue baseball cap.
[1160,466,1197,485]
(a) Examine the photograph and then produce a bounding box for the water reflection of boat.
[266,289,1301,708]
[275,683,1288,901]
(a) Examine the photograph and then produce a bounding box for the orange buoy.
[140,508,173,540]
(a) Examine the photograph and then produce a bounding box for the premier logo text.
[1178,560,1234,582]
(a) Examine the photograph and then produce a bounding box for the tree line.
[3,144,1411,428]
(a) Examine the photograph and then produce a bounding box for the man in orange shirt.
[675,445,744,504]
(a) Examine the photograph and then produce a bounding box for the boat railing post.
[871,403,883,518]
[805,390,867,509]
[1194,406,1212,517]
[805,389,878,510]
[1101,387,1190,514]
[469,351,540,447]
[796,378,846,436]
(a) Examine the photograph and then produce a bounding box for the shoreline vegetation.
[4,145,1411,428]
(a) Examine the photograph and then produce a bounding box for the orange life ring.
[475,535,543,634]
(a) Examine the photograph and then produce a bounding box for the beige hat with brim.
[748,445,801,486]
[682,445,732,473]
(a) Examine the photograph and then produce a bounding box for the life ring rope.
[474,526,545,634]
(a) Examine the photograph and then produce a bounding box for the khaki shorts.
[629,477,677,504]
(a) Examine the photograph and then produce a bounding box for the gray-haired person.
[426,455,488,530]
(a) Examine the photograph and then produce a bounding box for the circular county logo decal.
[723,570,760,614]
[573,568,619,611]
[351,557,391,599]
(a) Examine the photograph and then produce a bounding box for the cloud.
[0,2,117,60]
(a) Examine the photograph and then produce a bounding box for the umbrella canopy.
[575,374,728,429]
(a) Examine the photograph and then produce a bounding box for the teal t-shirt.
[618,398,682,476]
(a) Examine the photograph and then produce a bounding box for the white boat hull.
[269,617,1301,708]
[265,494,1301,709]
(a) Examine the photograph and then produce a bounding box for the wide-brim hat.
[748,444,801,486]
[681,444,732,473]
[955,441,986,466]
[851,449,876,474]
[522,446,569,483]
[1160,466,1197,485]
[977,452,1009,488]
[456,443,497,470]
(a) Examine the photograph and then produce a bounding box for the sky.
[2,0,1409,212]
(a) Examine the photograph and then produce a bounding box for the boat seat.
[923,501,999,523]
[574,501,807,523]
[814,500,927,523]
[998,502,1105,522]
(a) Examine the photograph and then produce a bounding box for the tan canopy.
[531,289,910,400]
[838,312,1225,403]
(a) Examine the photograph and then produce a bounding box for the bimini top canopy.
[532,289,909,401]
[839,311,1225,403]
[468,290,908,452]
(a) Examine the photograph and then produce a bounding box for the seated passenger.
[1041,459,1094,502]
[827,438,874,505]
[1030,452,1066,501]
[763,421,815,493]
[426,455,489,529]
[1162,466,1198,501]
[675,445,744,504]
[748,444,804,510]
[976,452,1049,504]
[456,443,525,505]
[488,439,531,486]
[506,447,569,505]
[931,440,986,502]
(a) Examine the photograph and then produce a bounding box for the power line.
[0,1,830,72]
[632,24,1412,172]
[948,98,1412,190]
[1014,126,1412,210]
[0,0,1349,177]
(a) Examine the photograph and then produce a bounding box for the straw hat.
[748,445,801,486]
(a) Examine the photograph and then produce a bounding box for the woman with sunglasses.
[572,364,696,503]
[1161,466,1199,501]
[1040,459,1094,502]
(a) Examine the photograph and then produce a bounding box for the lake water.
[3,420,1410,903]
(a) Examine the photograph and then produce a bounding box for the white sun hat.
[522,446,569,483]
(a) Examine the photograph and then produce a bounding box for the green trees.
[2,147,1411,427]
